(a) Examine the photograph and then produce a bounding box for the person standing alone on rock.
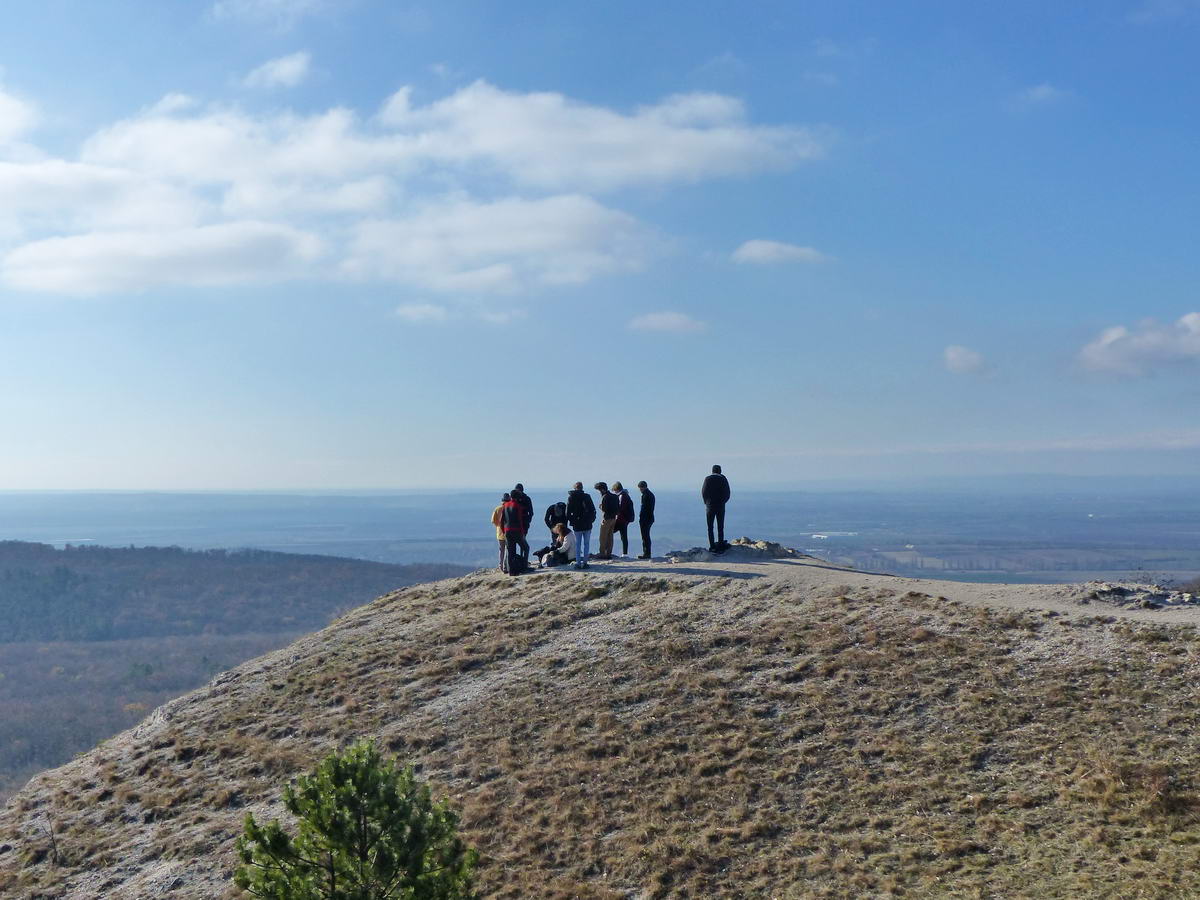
[637,480,655,559]
[701,464,731,552]
[566,482,596,570]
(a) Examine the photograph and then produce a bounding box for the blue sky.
[1,0,1198,489]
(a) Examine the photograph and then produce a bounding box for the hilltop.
[3,544,1200,897]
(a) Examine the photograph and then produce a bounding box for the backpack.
[618,492,635,525]
[507,548,527,575]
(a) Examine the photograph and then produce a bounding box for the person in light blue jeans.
[564,481,596,570]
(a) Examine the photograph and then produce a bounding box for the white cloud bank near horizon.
[1078,312,1200,375]
[0,78,826,299]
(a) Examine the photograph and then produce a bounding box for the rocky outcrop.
[664,536,814,563]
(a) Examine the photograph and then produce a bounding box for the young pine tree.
[234,740,478,899]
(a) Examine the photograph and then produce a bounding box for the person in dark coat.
[701,464,731,551]
[636,480,655,559]
[612,481,635,557]
[500,493,527,575]
[594,482,618,559]
[565,481,596,569]
[511,484,533,563]
[544,501,569,542]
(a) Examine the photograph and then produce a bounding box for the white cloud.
[1128,0,1200,23]
[1078,312,1200,376]
[0,160,205,233]
[394,302,449,323]
[3,222,322,293]
[628,311,707,334]
[1012,83,1070,109]
[345,195,648,294]
[378,80,827,191]
[477,308,526,325]
[147,93,197,116]
[943,345,988,375]
[732,239,827,264]
[0,79,824,296]
[0,86,36,145]
[211,0,325,28]
[243,52,312,89]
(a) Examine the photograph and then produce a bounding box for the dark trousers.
[615,523,629,555]
[706,503,726,547]
[505,533,525,574]
[639,520,653,557]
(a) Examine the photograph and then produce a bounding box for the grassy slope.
[2,567,1199,898]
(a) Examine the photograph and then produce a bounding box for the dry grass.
[3,567,1200,897]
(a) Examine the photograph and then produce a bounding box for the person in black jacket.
[594,482,619,559]
[565,482,596,569]
[543,501,569,542]
[511,484,533,563]
[636,480,655,559]
[612,481,635,557]
[701,464,731,551]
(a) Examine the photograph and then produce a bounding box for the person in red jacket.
[500,493,528,575]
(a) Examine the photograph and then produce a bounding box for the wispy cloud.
[3,222,323,294]
[628,311,707,334]
[1128,0,1200,24]
[731,239,827,265]
[211,0,326,28]
[1078,312,1200,375]
[344,195,649,294]
[394,302,450,324]
[243,52,311,89]
[943,345,988,375]
[1010,82,1070,110]
[378,81,828,192]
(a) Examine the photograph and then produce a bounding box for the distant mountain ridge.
[0,540,468,641]
[0,541,471,804]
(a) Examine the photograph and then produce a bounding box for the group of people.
[490,466,731,576]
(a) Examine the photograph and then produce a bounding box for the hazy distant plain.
[2,484,1198,584]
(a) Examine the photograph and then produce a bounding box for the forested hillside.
[0,542,470,800]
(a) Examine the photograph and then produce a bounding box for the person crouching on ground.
[535,524,575,567]
[491,492,510,571]
[566,481,596,569]
[637,480,655,559]
[612,481,635,557]
[595,482,618,559]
